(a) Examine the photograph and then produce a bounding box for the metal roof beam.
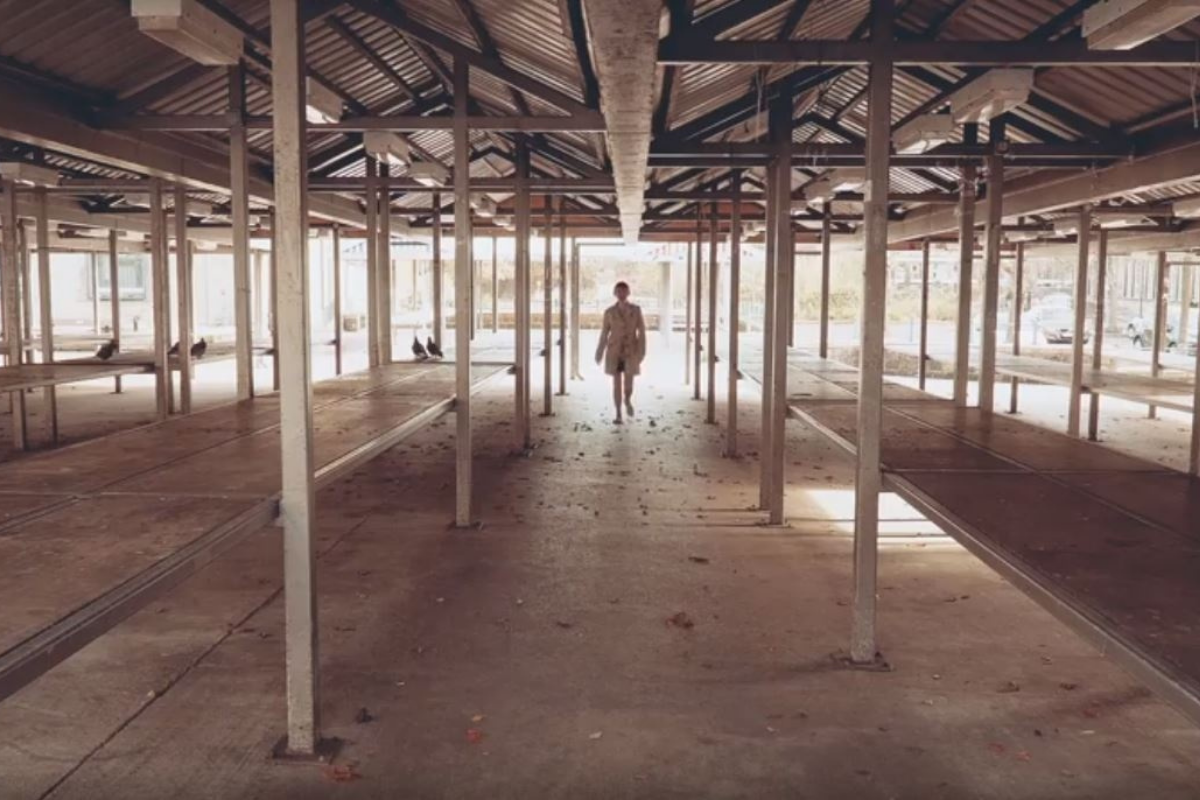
[658,38,1200,66]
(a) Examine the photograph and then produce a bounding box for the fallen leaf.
[588,731,603,740]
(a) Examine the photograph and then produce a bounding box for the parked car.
[1124,317,1177,350]
[1034,306,1090,345]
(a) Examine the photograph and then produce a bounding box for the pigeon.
[426,337,444,359]
[190,337,207,358]
[412,336,429,360]
[168,341,180,356]
[95,339,118,360]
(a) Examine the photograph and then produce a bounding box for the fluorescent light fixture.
[828,168,865,192]
[363,131,412,167]
[894,114,956,154]
[494,215,513,229]
[0,162,61,187]
[950,70,1034,124]
[474,197,497,218]
[1054,218,1082,236]
[803,179,835,206]
[1173,196,1200,218]
[132,0,243,65]
[184,200,215,217]
[1099,214,1149,229]
[409,161,449,188]
[305,78,342,125]
[1084,0,1200,50]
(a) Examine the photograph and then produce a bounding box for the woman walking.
[595,281,647,424]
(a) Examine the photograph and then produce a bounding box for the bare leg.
[612,373,623,423]
[623,372,635,417]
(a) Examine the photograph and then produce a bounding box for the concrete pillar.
[269,0,321,759]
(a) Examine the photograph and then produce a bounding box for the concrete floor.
[3,346,1200,799]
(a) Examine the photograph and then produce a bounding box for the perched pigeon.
[167,341,180,356]
[190,337,207,358]
[412,336,429,360]
[426,337,444,359]
[95,339,118,360]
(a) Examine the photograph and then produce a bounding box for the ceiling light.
[894,114,956,155]
[132,0,243,65]
[1173,196,1200,219]
[474,197,497,218]
[0,162,61,187]
[803,179,835,206]
[1099,214,1149,229]
[1054,218,1083,236]
[1083,0,1200,50]
[363,131,411,167]
[409,161,449,188]
[305,78,342,125]
[828,168,865,192]
[950,70,1034,124]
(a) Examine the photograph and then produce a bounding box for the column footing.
[270,736,342,765]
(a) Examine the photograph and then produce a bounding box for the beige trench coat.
[595,302,647,376]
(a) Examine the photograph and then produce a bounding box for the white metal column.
[952,156,977,407]
[270,0,321,759]
[851,0,893,665]
[1088,229,1108,441]
[150,179,170,421]
[1009,242,1025,413]
[726,177,741,457]
[1150,252,1167,420]
[230,63,254,400]
[706,203,718,424]
[173,184,193,415]
[542,198,553,416]
[818,204,832,360]
[693,208,703,402]
[378,167,393,364]
[1067,206,1091,438]
[432,190,444,348]
[491,235,498,334]
[108,229,123,393]
[571,240,582,380]
[454,57,474,527]
[0,177,26,448]
[767,88,792,526]
[514,139,531,451]
[918,239,930,391]
[558,208,567,396]
[759,162,777,510]
[34,187,56,443]
[332,226,343,375]
[978,148,1003,413]
[365,159,379,368]
[684,240,693,385]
